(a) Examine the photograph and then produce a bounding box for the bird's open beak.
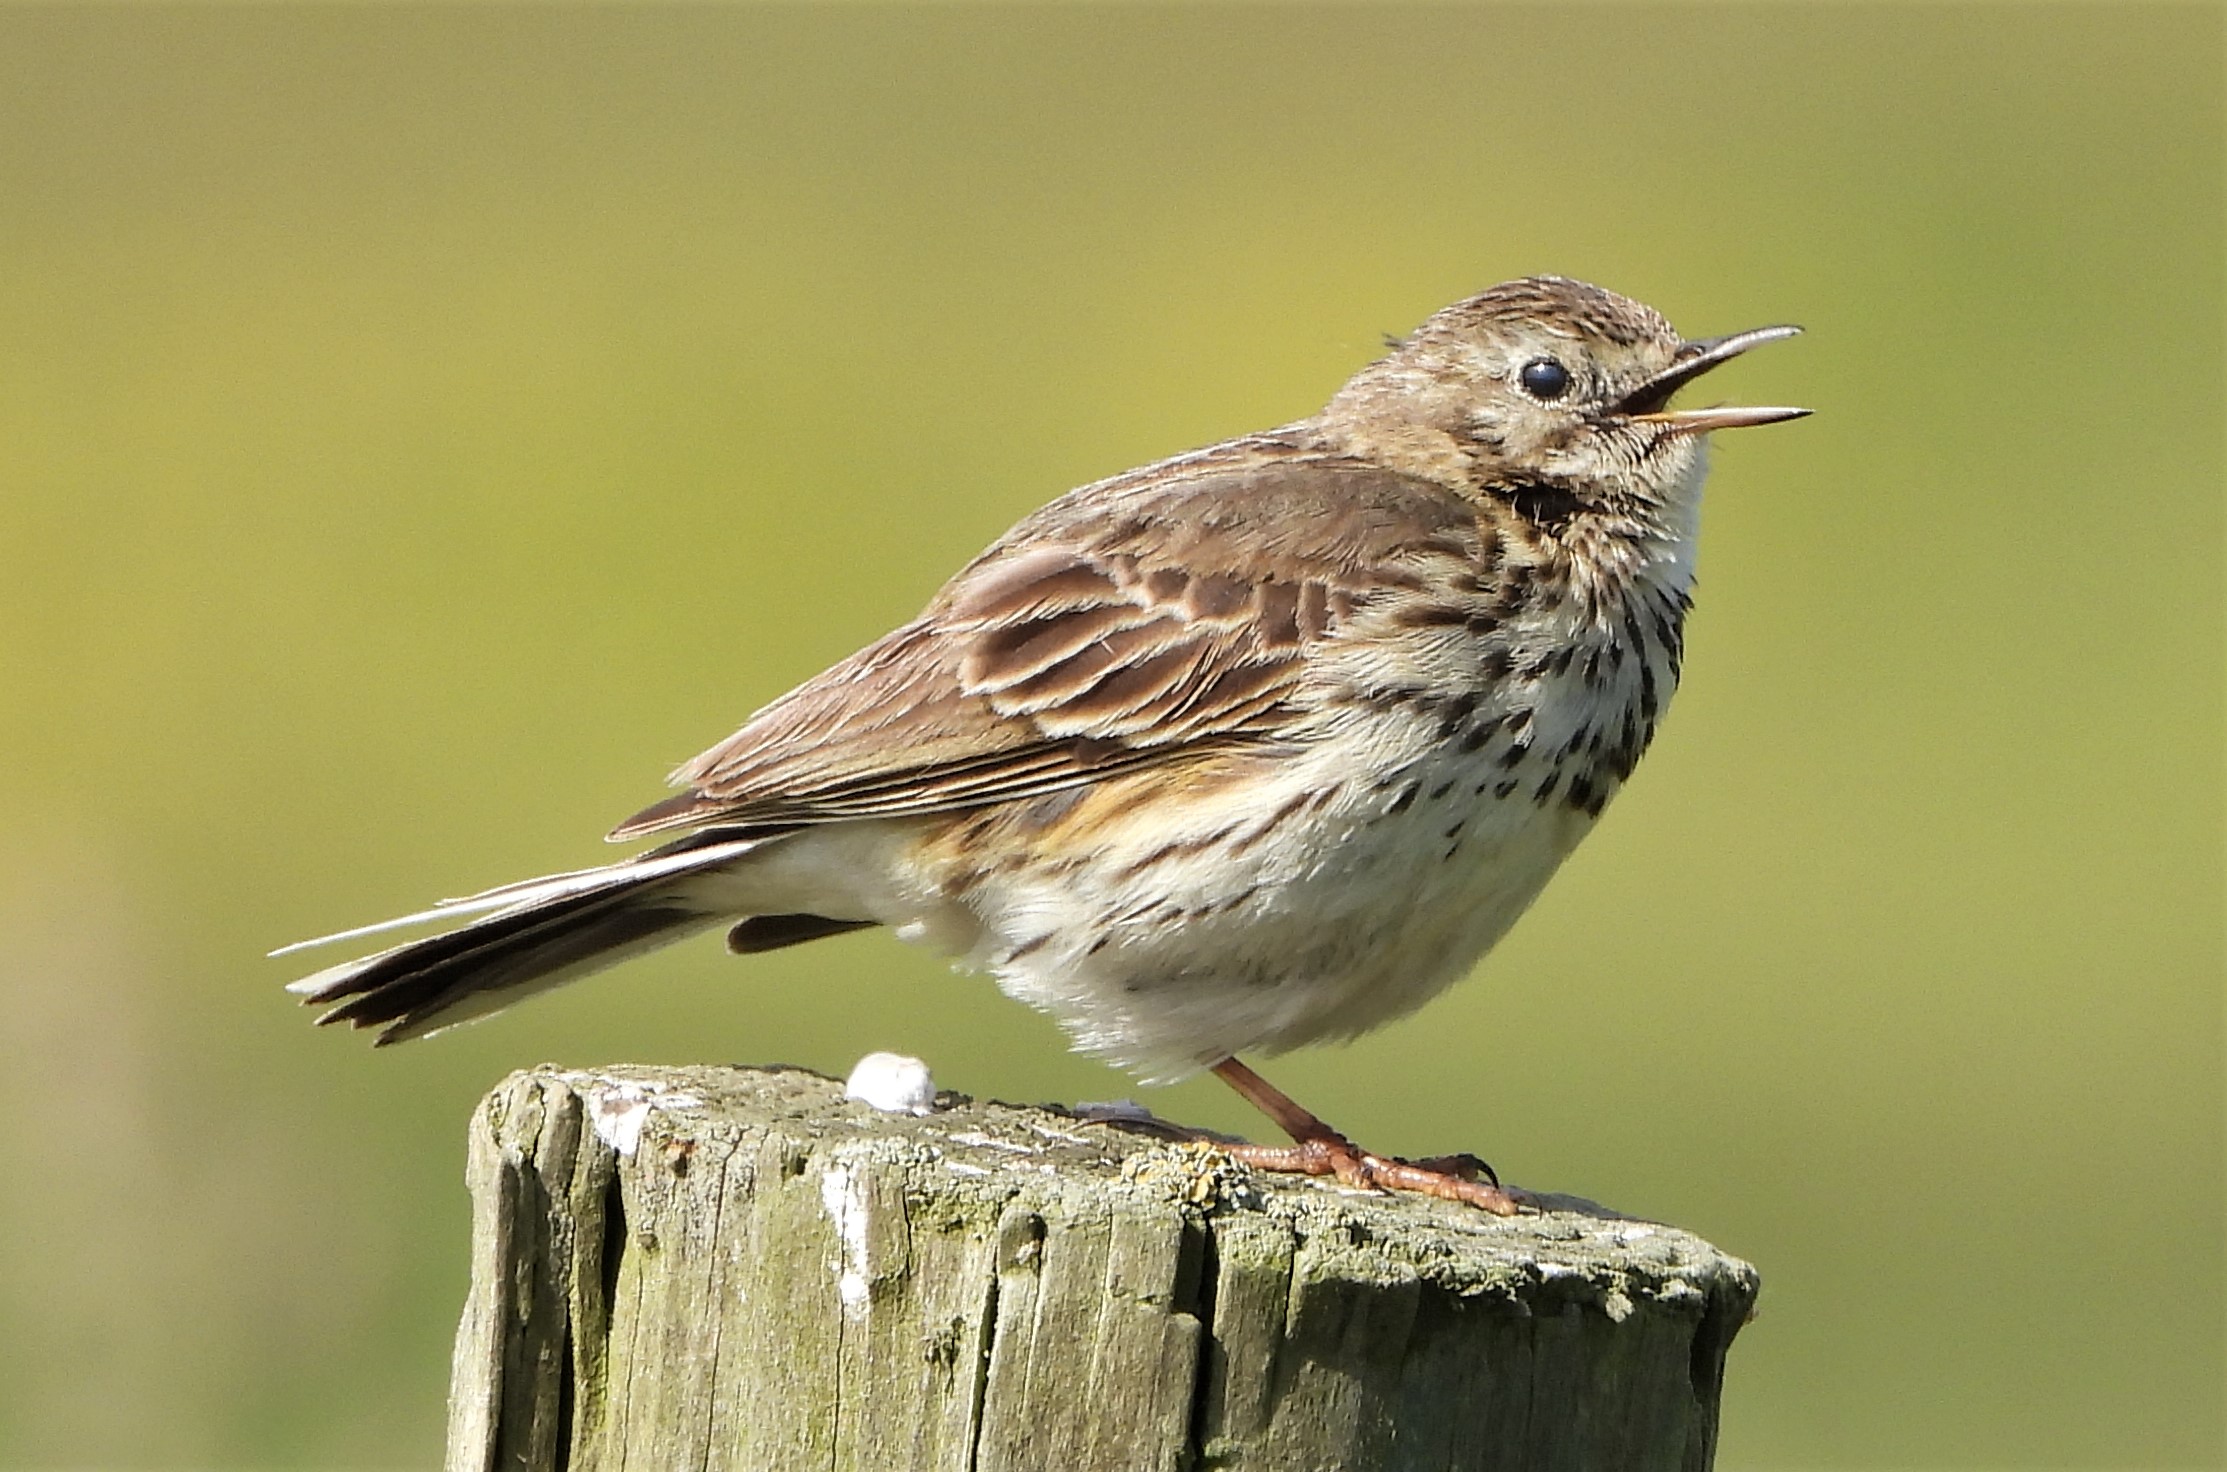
[1618,323,1809,433]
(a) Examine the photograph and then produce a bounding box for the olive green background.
[0,6,2218,1468]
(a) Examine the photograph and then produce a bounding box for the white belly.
[954,739,1596,1080]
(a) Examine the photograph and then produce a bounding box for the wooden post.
[445,1064,1759,1472]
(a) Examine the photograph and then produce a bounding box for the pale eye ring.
[1519,357,1572,400]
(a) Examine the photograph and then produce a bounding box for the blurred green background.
[0,6,2218,1468]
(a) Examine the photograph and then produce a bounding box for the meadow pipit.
[282,276,1807,1213]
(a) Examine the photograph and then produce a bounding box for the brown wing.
[609,448,1483,839]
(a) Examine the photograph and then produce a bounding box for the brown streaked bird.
[280,276,1806,1213]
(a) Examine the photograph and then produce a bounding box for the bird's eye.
[1519,357,1572,400]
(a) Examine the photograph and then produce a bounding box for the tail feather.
[274,834,765,962]
[284,836,766,1044]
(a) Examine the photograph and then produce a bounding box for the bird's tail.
[276,833,769,1044]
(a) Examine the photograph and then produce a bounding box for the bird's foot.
[1201,1056,1530,1215]
[1215,1132,1530,1216]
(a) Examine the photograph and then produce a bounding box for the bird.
[280,275,1806,1213]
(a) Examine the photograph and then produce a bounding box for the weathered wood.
[446,1065,1759,1472]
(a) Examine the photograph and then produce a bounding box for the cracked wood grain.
[446,1066,1758,1472]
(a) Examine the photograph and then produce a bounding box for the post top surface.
[489,1062,1758,1310]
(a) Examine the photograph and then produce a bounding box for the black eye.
[1519,357,1571,400]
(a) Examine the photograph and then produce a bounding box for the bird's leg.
[1208,1057,1529,1216]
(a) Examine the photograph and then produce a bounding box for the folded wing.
[610,456,1487,839]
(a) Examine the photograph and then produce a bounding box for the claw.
[1412,1151,1500,1187]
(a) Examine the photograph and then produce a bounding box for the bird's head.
[1328,275,1807,520]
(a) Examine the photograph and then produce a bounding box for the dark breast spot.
[1495,482,1583,533]
[1459,713,1505,752]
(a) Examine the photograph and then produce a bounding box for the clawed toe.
[1411,1151,1500,1187]
[1352,1151,1528,1214]
[1215,1134,1529,1216]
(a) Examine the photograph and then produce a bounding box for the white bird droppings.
[844,1051,937,1115]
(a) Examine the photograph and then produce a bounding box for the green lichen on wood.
[446,1065,1758,1472]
